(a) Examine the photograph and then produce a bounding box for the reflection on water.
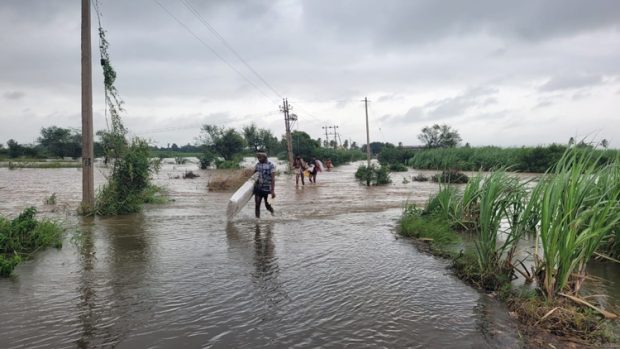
[0,163,616,348]
[77,219,96,349]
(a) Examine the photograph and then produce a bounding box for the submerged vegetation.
[0,207,64,277]
[208,168,254,191]
[355,164,391,185]
[399,146,620,344]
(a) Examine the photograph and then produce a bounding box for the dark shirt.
[255,161,275,192]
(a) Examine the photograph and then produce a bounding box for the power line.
[177,0,328,126]
[154,0,327,134]
[152,0,279,105]
[178,0,283,99]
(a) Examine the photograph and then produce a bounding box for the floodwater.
[0,161,616,348]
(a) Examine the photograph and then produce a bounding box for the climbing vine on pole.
[91,1,162,215]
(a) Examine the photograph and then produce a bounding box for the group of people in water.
[293,155,323,186]
[253,152,333,218]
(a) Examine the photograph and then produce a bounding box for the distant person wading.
[293,155,308,186]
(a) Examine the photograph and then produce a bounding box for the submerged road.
[1,161,526,348]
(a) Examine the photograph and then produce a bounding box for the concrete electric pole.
[81,0,95,211]
[280,98,295,170]
[363,97,371,186]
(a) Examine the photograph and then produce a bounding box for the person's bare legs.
[255,194,263,218]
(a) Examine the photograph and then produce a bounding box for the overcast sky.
[1,0,619,148]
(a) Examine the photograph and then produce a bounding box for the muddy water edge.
[0,161,617,348]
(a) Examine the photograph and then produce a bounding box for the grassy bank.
[399,147,619,345]
[0,207,65,276]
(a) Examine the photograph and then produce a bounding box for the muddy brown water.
[0,161,617,348]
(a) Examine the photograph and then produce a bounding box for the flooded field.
[0,161,617,348]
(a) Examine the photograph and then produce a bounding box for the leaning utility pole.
[280,98,295,170]
[363,97,371,186]
[81,0,95,211]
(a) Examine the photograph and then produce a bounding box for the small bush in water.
[412,174,429,182]
[95,138,162,215]
[432,170,468,184]
[0,207,64,277]
[389,163,408,172]
[355,164,391,185]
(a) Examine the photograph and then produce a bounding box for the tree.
[362,142,386,155]
[7,139,23,158]
[343,139,349,149]
[417,124,462,148]
[242,123,261,151]
[600,139,609,149]
[289,130,319,158]
[243,123,280,153]
[258,128,281,154]
[38,126,81,158]
[200,124,245,160]
[217,129,245,160]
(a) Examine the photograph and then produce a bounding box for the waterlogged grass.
[1,161,81,169]
[399,146,620,344]
[400,206,460,248]
[534,148,620,300]
[208,168,254,191]
[0,207,64,277]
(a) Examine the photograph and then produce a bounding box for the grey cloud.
[425,86,499,119]
[534,100,554,109]
[539,74,604,92]
[381,87,499,124]
[3,91,25,100]
[302,0,620,48]
[377,94,403,103]
[334,99,351,109]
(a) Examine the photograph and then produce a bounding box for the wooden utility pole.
[81,0,95,211]
[363,97,371,186]
[280,98,295,170]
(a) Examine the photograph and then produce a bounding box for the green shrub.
[432,170,469,184]
[355,164,391,185]
[389,163,408,172]
[95,138,161,215]
[0,207,64,277]
[199,151,216,169]
[215,157,241,169]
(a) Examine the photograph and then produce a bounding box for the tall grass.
[535,149,620,299]
[473,171,525,279]
[424,185,459,221]
[406,145,619,173]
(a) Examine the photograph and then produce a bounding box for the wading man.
[254,152,276,218]
[293,154,307,186]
